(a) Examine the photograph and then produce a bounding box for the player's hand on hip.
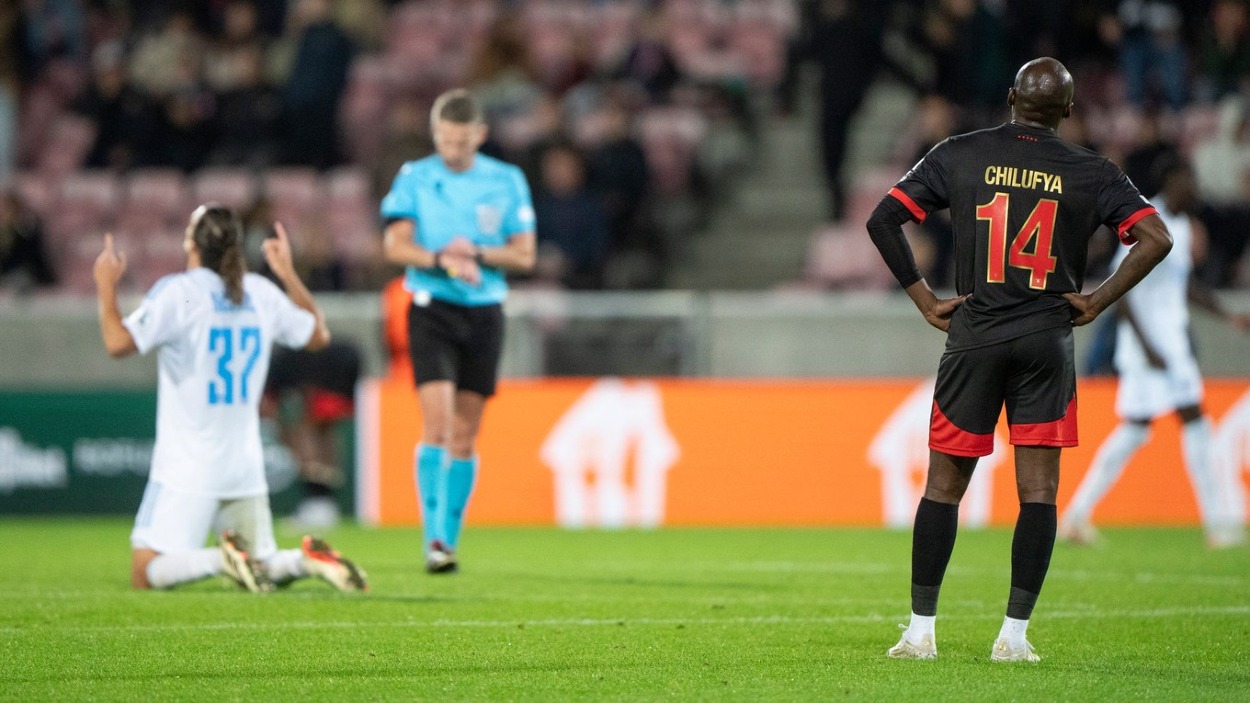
[93,233,127,288]
[1062,292,1100,326]
[262,221,297,278]
[923,294,969,332]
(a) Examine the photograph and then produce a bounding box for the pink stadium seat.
[121,169,190,226]
[34,115,97,179]
[11,172,58,219]
[58,171,121,218]
[264,168,323,231]
[191,168,258,211]
[636,107,707,195]
[803,223,896,291]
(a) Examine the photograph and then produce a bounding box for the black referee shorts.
[407,298,504,398]
[930,326,1078,457]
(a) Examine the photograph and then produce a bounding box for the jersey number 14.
[976,193,1058,290]
[208,326,262,405]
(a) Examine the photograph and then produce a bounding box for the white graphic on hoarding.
[0,428,68,493]
[1211,388,1250,529]
[868,378,1006,528]
[541,379,680,528]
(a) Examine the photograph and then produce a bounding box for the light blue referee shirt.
[380,153,536,306]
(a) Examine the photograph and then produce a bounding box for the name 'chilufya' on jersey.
[889,122,1155,351]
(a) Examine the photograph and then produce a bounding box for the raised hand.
[93,233,128,289]
[262,221,297,280]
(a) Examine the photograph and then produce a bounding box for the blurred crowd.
[0,0,792,295]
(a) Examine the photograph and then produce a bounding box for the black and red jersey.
[889,122,1155,351]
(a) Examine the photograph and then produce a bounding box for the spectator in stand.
[1193,97,1250,286]
[465,15,544,126]
[0,3,19,180]
[280,0,354,169]
[204,0,267,94]
[612,8,682,105]
[1197,0,1250,103]
[128,9,204,99]
[372,97,433,201]
[209,44,282,168]
[807,0,891,220]
[535,142,612,290]
[588,101,649,255]
[154,66,217,173]
[78,42,157,172]
[0,190,57,293]
[1100,1,1188,111]
[1122,107,1180,199]
[15,0,86,79]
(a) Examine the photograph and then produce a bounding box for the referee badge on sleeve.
[476,204,503,236]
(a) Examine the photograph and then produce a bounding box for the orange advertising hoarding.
[355,377,1250,528]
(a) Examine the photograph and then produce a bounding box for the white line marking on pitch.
[3,606,1248,635]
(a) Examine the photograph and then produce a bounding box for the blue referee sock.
[443,455,479,550]
[415,443,447,549]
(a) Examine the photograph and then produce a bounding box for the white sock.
[146,549,221,589]
[907,613,936,640]
[263,549,308,586]
[998,616,1029,646]
[1182,418,1219,533]
[1064,423,1149,524]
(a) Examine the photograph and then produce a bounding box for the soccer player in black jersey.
[867,57,1173,662]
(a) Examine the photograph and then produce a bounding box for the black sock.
[302,480,334,499]
[1007,502,1057,620]
[910,497,960,616]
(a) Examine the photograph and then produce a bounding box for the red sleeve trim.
[888,187,928,223]
[1116,206,1156,245]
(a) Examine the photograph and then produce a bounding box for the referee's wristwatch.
[473,246,486,266]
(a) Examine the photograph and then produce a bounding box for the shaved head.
[1008,57,1074,130]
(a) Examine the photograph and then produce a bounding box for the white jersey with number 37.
[123,269,315,497]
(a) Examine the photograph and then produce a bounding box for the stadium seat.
[191,167,258,211]
[34,115,97,179]
[803,223,898,291]
[120,169,190,229]
[263,168,322,228]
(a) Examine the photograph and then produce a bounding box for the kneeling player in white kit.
[1061,161,1250,548]
[94,204,367,591]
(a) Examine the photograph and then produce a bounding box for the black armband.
[866,195,923,288]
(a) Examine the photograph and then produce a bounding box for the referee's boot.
[425,540,458,574]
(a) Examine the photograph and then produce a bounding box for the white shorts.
[1114,325,1203,420]
[130,482,277,559]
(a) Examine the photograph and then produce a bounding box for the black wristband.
[474,247,486,266]
[433,251,443,270]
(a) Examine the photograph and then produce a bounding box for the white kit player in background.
[869,377,1006,529]
[1211,388,1250,534]
[94,204,368,592]
[1060,161,1250,548]
[541,379,680,528]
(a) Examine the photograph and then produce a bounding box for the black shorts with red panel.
[929,325,1077,457]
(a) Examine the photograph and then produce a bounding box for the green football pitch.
[3,518,1248,702]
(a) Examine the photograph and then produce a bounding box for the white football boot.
[220,530,272,593]
[301,535,368,592]
[887,626,937,660]
[990,638,1041,663]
